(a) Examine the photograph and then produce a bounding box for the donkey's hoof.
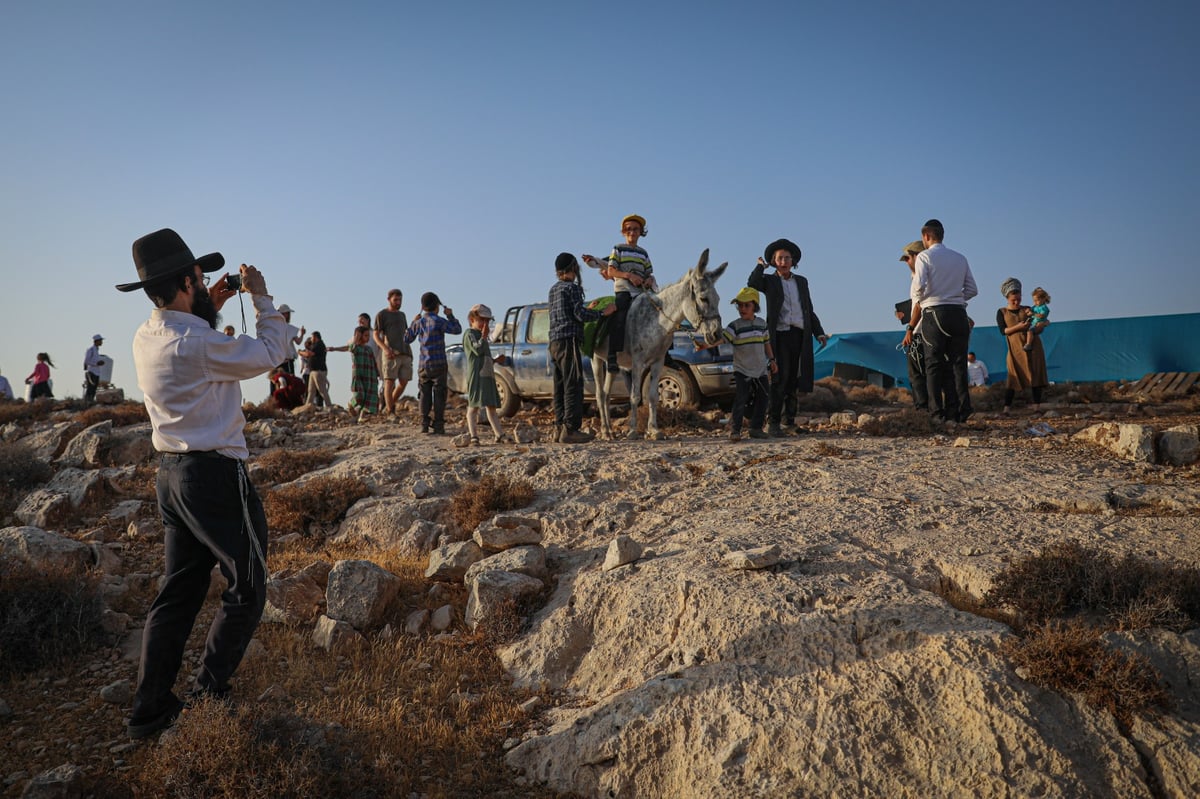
[626,430,644,441]
[647,430,666,441]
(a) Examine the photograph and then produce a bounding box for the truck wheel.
[496,371,521,418]
[655,366,698,410]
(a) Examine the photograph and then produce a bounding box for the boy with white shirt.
[116,228,288,739]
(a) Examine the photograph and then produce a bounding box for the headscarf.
[1000,277,1022,298]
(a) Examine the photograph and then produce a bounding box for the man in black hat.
[912,219,977,423]
[748,238,828,437]
[116,228,289,739]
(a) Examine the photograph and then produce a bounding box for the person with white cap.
[115,227,288,739]
[276,303,305,375]
[83,333,107,404]
[462,303,508,444]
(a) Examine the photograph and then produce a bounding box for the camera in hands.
[226,274,242,291]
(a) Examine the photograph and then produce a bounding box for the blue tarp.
[814,312,1200,386]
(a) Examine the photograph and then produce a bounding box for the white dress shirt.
[133,294,289,460]
[913,243,978,308]
[84,344,106,376]
[777,277,806,330]
[967,358,989,386]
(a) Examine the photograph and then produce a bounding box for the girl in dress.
[463,304,507,444]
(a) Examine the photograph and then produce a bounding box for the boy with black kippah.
[404,291,461,434]
[549,253,616,443]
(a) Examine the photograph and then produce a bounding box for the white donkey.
[591,249,727,440]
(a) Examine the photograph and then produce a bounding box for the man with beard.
[116,228,288,739]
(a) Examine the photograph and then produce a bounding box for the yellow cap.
[732,287,760,305]
[621,214,647,232]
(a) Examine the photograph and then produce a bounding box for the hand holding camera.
[238,264,267,296]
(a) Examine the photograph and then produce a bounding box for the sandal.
[469,436,480,446]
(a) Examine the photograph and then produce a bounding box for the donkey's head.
[683,249,728,345]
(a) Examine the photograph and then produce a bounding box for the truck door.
[516,306,555,395]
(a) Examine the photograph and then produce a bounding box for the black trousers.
[550,337,585,431]
[132,452,267,722]
[418,364,448,430]
[769,327,804,425]
[608,291,633,363]
[907,332,928,410]
[731,372,769,433]
[921,305,972,421]
[84,371,100,404]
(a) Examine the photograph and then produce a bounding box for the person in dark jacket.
[747,238,828,437]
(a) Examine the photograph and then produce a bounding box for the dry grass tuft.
[265,476,371,537]
[857,408,939,437]
[243,402,291,422]
[0,441,55,522]
[812,441,855,459]
[75,402,150,428]
[253,448,339,486]
[842,381,904,406]
[1002,622,1171,728]
[0,400,62,425]
[449,474,536,534]
[983,541,1200,631]
[130,614,557,797]
[0,560,108,679]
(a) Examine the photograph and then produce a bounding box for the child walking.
[582,213,656,373]
[348,326,381,422]
[1023,287,1051,351]
[25,352,56,399]
[404,291,461,434]
[463,304,508,445]
[549,253,616,443]
[697,287,777,441]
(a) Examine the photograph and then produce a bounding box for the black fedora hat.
[763,238,802,264]
[116,228,224,292]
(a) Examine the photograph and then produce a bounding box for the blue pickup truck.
[446,302,736,417]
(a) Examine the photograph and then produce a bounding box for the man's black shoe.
[128,695,186,740]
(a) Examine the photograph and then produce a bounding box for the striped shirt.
[607,244,653,295]
[721,316,771,378]
[404,311,462,370]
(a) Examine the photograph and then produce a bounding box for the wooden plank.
[1131,373,1156,392]
[1162,372,1185,392]
[1175,372,1200,394]
[1155,372,1181,392]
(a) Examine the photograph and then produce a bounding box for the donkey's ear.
[709,261,728,281]
[695,248,710,274]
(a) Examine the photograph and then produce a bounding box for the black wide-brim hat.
[764,238,802,264]
[116,228,224,292]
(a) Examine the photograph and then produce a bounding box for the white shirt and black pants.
[128,294,287,735]
[748,264,827,432]
[913,243,978,422]
[83,343,105,404]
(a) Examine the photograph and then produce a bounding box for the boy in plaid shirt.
[404,291,461,434]
[549,253,616,443]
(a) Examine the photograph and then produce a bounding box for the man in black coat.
[748,238,828,437]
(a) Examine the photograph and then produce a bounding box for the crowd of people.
[5,214,1053,435]
[895,219,1050,420]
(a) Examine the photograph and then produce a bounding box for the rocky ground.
[1,385,1198,797]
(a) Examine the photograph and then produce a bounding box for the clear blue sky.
[2,1,1196,406]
